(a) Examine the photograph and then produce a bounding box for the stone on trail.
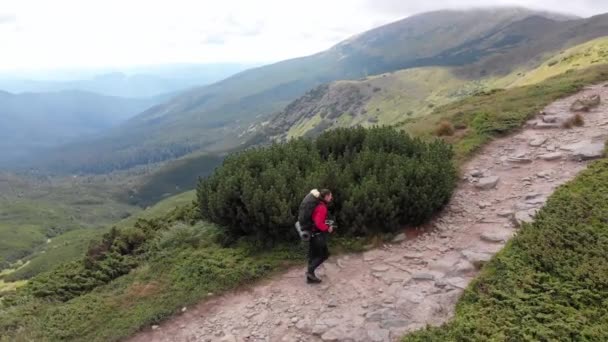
[539,152,563,161]
[571,94,601,112]
[529,137,547,147]
[512,210,535,227]
[541,115,559,123]
[412,272,436,281]
[475,176,499,190]
[535,122,561,129]
[461,250,493,268]
[497,210,514,218]
[507,157,533,164]
[470,169,483,178]
[392,233,407,243]
[367,328,390,342]
[403,252,423,259]
[480,231,513,243]
[446,277,470,290]
[572,142,605,160]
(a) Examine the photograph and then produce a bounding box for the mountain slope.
[47,7,589,173]
[261,30,608,141]
[0,90,162,167]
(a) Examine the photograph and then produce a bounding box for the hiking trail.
[129,83,608,342]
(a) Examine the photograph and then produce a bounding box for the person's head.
[319,189,332,203]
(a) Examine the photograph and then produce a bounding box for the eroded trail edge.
[129,83,608,342]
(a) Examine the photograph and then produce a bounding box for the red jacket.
[312,201,330,232]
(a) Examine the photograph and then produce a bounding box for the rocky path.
[129,83,608,342]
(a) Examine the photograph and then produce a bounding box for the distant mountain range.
[0,63,253,98]
[30,8,608,173]
[0,90,163,167]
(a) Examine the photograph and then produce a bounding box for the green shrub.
[197,126,456,244]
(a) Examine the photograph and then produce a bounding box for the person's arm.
[312,205,330,232]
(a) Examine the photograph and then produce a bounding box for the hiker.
[306,189,334,284]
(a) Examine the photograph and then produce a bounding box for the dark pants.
[308,232,329,274]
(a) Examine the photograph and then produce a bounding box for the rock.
[295,319,310,331]
[546,145,557,151]
[412,273,435,281]
[470,169,483,178]
[219,334,237,342]
[392,233,407,243]
[446,277,470,289]
[381,318,409,329]
[372,264,390,272]
[508,157,533,164]
[327,299,338,308]
[475,176,499,190]
[321,330,342,341]
[539,152,563,161]
[525,192,541,200]
[535,122,561,129]
[572,142,605,160]
[571,94,601,112]
[462,250,493,268]
[385,255,404,263]
[151,325,159,330]
[478,201,491,209]
[529,137,547,147]
[366,308,392,322]
[179,324,186,329]
[403,252,423,259]
[541,115,559,123]
[526,197,546,205]
[536,171,551,179]
[367,328,390,342]
[481,231,511,243]
[512,211,535,227]
[455,260,476,273]
[497,210,514,218]
[181,306,187,312]
[312,324,330,336]
[363,252,378,262]
[435,279,448,288]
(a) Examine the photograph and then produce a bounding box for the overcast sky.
[1,0,608,72]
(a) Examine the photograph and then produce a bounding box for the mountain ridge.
[38,7,608,173]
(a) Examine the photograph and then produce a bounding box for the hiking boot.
[306,272,322,284]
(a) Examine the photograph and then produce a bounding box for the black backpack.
[298,191,320,232]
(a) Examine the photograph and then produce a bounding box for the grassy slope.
[404,157,608,341]
[283,37,608,140]
[497,36,608,88]
[2,191,197,282]
[401,63,608,163]
[0,177,137,271]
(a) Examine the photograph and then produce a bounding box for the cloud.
[362,0,608,18]
[0,14,16,25]
[1,0,607,71]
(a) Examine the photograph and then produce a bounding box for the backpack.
[298,190,320,232]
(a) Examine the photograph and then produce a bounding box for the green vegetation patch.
[402,64,608,163]
[198,126,457,244]
[404,158,608,341]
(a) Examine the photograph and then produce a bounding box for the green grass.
[282,39,608,144]
[131,153,224,206]
[404,157,608,342]
[497,36,608,88]
[401,64,608,164]
[2,191,197,282]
